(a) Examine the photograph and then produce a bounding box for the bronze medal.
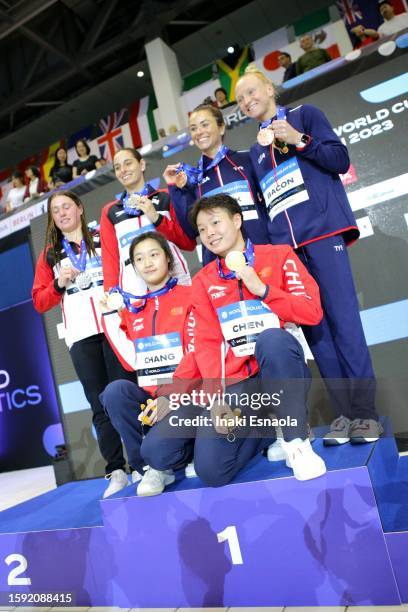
[175,170,187,189]
[257,127,274,147]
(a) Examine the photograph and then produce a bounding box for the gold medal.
[175,170,187,189]
[257,127,274,147]
[106,292,124,311]
[274,141,289,154]
[225,251,246,272]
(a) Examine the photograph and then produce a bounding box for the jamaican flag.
[216,47,252,103]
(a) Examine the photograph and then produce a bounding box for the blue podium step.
[0,428,407,607]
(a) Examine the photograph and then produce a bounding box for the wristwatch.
[296,133,311,149]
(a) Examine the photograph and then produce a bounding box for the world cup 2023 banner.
[0,300,64,472]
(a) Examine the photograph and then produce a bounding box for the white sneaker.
[137,468,175,497]
[267,439,287,462]
[103,469,129,498]
[283,439,327,481]
[185,462,197,478]
[131,469,143,483]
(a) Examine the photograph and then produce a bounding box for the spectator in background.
[278,52,297,82]
[378,1,408,36]
[212,87,230,109]
[96,157,108,168]
[350,24,379,48]
[296,34,332,75]
[23,166,49,202]
[72,139,98,178]
[5,171,26,212]
[50,147,73,187]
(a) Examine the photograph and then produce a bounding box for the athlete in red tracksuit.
[100,231,196,496]
[142,193,327,486]
[32,190,137,499]
[100,147,196,371]
[100,147,195,295]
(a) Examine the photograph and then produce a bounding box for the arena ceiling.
[0,0,333,167]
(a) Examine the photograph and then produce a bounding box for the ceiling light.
[137,70,144,77]
[227,46,234,54]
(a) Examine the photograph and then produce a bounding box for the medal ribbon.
[119,184,152,217]
[217,239,255,280]
[259,106,286,131]
[109,277,178,313]
[62,238,87,272]
[177,144,229,185]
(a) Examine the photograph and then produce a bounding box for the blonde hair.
[235,63,276,98]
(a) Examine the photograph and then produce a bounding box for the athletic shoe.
[350,418,384,444]
[323,415,351,446]
[267,438,287,462]
[185,462,197,478]
[283,438,327,481]
[103,469,129,498]
[131,470,143,483]
[268,425,315,463]
[137,468,175,497]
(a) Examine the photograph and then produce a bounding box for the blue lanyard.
[118,184,152,217]
[110,277,178,313]
[259,105,286,130]
[216,239,255,280]
[61,238,87,272]
[177,144,229,185]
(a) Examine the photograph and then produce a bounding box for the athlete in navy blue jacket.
[235,66,382,445]
[163,104,271,265]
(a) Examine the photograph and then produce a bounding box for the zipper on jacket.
[238,279,252,377]
[152,297,159,335]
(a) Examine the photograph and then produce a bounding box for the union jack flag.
[97,109,127,161]
[336,0,363,25]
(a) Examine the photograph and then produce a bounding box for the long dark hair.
[75,138,91,156]
[44,190,96,263]
[52,147,68,169]
[129,231,175,274]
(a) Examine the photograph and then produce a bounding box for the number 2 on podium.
[217,525,243,565]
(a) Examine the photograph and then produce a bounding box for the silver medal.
[127,193,143,209]
[75,272,92,290]
[107,292,125,311]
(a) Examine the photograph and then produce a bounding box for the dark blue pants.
[297,236,377,420]
[100,380,151,473]
[142,328,310,487]
[70,333,137,474]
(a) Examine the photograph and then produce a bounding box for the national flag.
[97,110,127,161]
[336,0,363,25]
[41,140,65,182]
[255,21,348,85]
[128,94,158,149]
[216,47,252,102]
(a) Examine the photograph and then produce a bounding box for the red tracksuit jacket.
[192,243,323,384]
[119,284,196,395]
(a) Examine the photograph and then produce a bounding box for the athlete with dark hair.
[163,104,271,265]
[32,191,137,498]
[100,231,196,497]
